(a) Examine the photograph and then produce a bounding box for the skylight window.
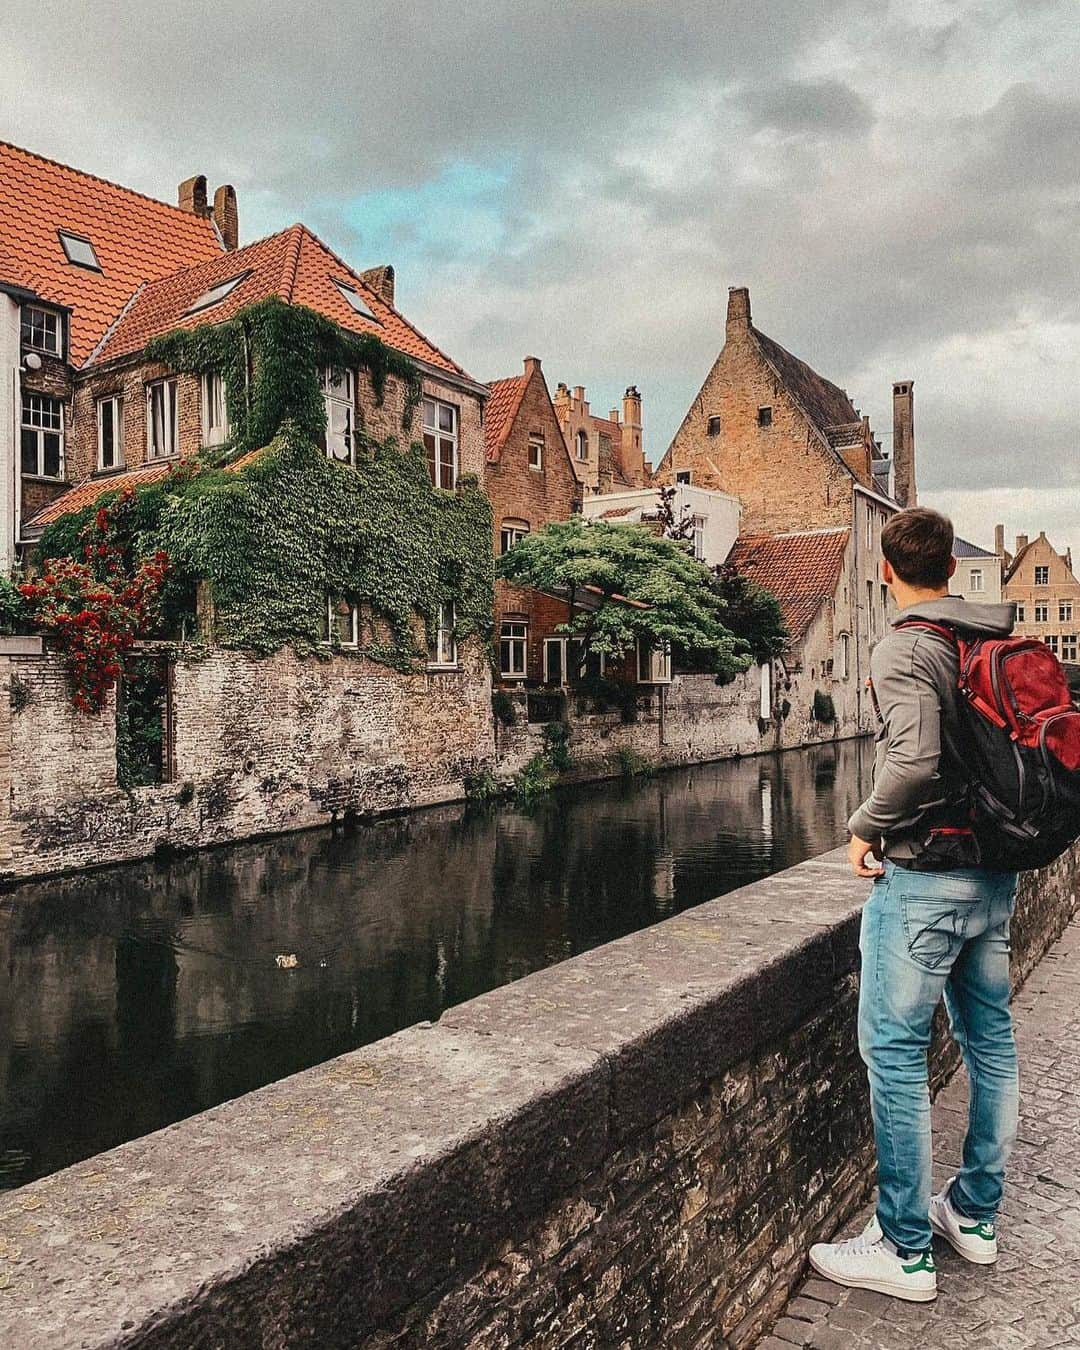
[185,272,249,315]
[59,230,101,271]
[332,278,378,320]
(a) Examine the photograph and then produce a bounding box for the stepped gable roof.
[953,536,998,560]
[483,374,528,462]
[89,222,473,380]
[0,140,223,365]
[727,526,850,645]
[750,327,861,443]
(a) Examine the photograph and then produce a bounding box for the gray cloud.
[742,79,874,138]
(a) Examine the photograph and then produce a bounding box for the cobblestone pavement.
[761,916,1080,1349]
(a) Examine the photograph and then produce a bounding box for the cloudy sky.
[3,0,1078,558]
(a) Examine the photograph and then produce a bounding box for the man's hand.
[848,834,884,878]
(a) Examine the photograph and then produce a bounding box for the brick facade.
[552,382,648,495]
[1003,530,1080,663]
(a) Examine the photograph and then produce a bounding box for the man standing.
[810,507,1019,1302]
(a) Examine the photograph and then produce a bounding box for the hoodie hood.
[893,595,1015,638]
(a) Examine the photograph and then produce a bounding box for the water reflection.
[0,738,871,1188]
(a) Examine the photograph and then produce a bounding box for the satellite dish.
[23,352,42,371]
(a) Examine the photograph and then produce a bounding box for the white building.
[581,483,741,568]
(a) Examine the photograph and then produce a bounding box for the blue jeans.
[858,858,1020,1252]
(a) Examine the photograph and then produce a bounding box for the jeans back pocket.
[900,896,972,972]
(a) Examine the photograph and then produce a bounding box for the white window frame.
[320,595,360,648]
[675,470,692,485]
[97,395,123,471]
[1060,602,1073,623]
[321,367,355,464]
[528,433,544,471]
[423,397,458,490]
[1035,604,1049,624]
[146,378,179,460]
[1062,635,1077,663]
[1016,604,1026,623]
[969,568,984,593]
[1046,634,1060,655]
[636,639,672,685]
[759,661,772,720]
[500,519,530,555]
[21,304,62,356]
[575,429,589,461]
[499,620,528,679]
[839,632,851,681]
[692,516,706,562]
[543,636,605,685]
[202,371,229,447]
[20,393,65,479]
[429,600,458,669]
[1034,566,1050,586]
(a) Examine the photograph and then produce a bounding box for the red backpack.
[900,620,1080,870]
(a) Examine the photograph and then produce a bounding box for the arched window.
[575,429,589,460]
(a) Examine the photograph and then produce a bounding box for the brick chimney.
[892,379,916,508]
[178,175,210,217]
[994,523,1005,557]
[726,286,751,340]
[359,265,395,307]
[620,385,646,485]
[523,355,541,377]
[212,184,238,251]
[1015,533,1029,555]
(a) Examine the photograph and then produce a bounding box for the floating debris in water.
[275,953,299,969]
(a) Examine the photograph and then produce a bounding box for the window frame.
[146,378,179,460]
[1062,635,1078,663]
[692,516,706,562]
[706,416,721,437]
[757,405,773,427]
[1016,604,1026,623]
[969,568,984,593]
[97,394,123,472]
[20,304,62,356]
[429,600,458,669]
[528,433,544,471]
[58,229,102,272]
[1060,601,1073,623]
[675,470,692,485]
[201,371,229,447]
[636,639,672,685]
[1034,566,1050,586]
[320,594,360,649]
[184,272,249,316]
[499,619,529,679]
[543,635,604,685]
[321,366,356,464]
[500,519,530,555]
[423,397,459,490]
[20,392,65,479]
[1035,603,1049,624]
[575,429,589,460]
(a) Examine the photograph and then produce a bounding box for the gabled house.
[950,535,1003,605]
[1003,530,1080,664]
[552,382,648,495]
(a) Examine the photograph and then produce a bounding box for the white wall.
[581,484,741,566]
[950,556,1003,604]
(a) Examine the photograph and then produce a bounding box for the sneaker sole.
[929,1210,998,1265]
[807,1251,938,1302]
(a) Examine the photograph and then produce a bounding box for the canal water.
[0,738,872,1190]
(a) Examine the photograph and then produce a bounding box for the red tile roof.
[0,141,223,366]
[89,222,471,379]
[483,374,528,462]
[727,527,850,645]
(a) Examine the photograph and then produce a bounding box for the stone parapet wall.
[1,844,1076,1348]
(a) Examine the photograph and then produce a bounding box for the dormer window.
[332,278,379,320]
[21,305,62,356]
[185,272,248,316]
[58,230,101,271]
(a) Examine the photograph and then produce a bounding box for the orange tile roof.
[483,374,528,461]
[0,141,223,366]
[90,222,472,379]
[727,527,850,645]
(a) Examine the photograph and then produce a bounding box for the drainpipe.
[658,683,667,750]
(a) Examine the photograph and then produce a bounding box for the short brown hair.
[881,507,954,588]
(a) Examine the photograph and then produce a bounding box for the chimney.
[212,184,238,251]
[178,175,210,217]
[523,355,541,377]
[573,385,585,401]
[359,265,395,307]
[994,523,1005,557]
[1015,534,1029,555]
[621,385,646,485]
[892,379,916,508]
[726,286,751,339]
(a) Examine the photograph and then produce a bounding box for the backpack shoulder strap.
[894,619,960,645]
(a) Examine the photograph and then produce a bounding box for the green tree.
[710,563,788,661]
[497,518,756,679]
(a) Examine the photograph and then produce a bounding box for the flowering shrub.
[20,524,169,712]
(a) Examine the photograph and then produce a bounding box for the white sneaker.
[809,1219,937,1302]
[929,1178,998,1265]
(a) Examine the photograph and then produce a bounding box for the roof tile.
[727,527,850,645]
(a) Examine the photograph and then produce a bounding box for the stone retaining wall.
[0,845,1076,1349]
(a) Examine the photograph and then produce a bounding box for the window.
[429,601,457,667]
[185,273,248,315]
[319,595,360,648]
[1016,604,1026,623]
[332,278,378,320]
[500,519,530,555]
[1063,635,1078,663]
[528,433,544,471]
[543,636,604,684]
[1035,566,1050,586]
[757,406,773,427]
[499,620,528,679]
[1046,635,1060,655]
[59,230,101,271]
[759,661,772,720]
[146,379,178,459]
[575,429,589,460]
[202,372,229,447]
[1035,604,1049,623]
[692,516,706,562]
[867,579,875,636]
[880,582,889,620]
[865,509,873,549]
[839,632,851,681]
[97,396,122,471]
[1060,602,1073,623]
[423,398,458,489]
[707,416,721,437]
[675,470,692,485]
[20,393,64,478]
[969,568,984,593]
[322,367,355,463]
[21,305,61,355]
[636,639,672,685]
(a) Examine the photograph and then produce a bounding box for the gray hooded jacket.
[847,595,1016,860]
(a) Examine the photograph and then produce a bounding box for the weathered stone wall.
[2,845,1074,1349]
[1,641,494,881]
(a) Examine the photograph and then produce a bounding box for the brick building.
[655,286,915,733]
[483,356,582,684]
[552,382,648,495]
[1003,530,1080,663]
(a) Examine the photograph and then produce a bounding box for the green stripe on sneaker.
[958,1221,995,1240]
[902,1252,936,1274]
